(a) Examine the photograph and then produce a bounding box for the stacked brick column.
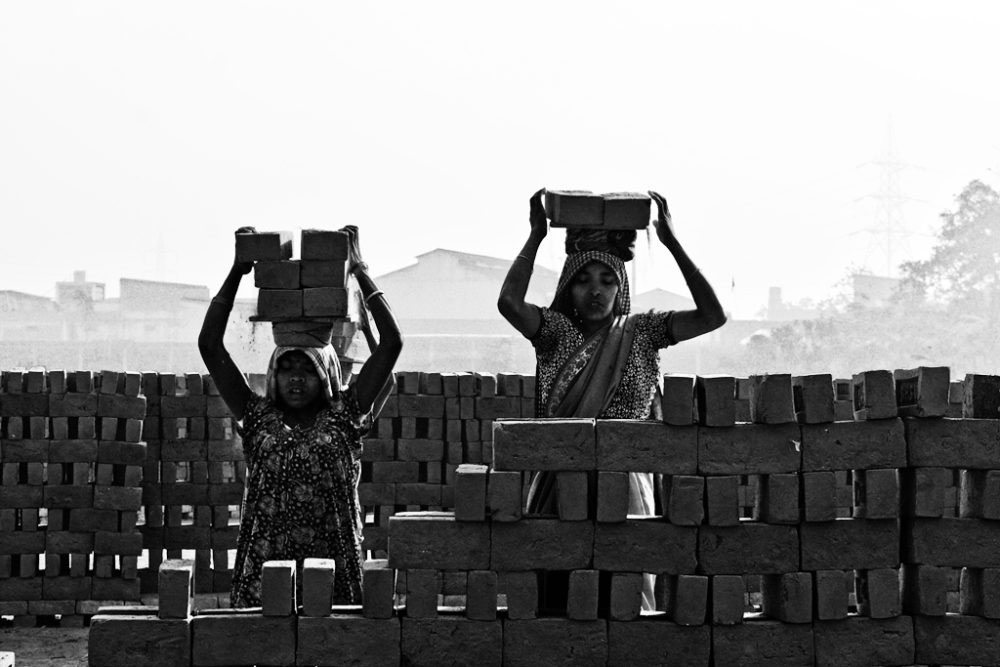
[0,369,146,626]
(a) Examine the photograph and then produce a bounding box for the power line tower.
[854,117,926,277]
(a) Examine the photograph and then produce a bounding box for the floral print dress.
[231,390,368,607]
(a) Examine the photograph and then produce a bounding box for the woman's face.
[570,262,619,324]
[275,350,324,411]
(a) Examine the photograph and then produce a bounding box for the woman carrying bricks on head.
[497,188,727,609]
[199,225,403,608]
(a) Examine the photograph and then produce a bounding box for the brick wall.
[4,366,1000,664]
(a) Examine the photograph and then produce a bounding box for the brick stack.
[0,369,146,626]
[544,190,651,229]
[241,229,358,351]
[360,371,531,561]
[142,373,243,604]
[902,370,1000,667]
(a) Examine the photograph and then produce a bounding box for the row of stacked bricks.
[139,372,257,605]
[361,371,534,570]
[382,367,1000,667]
[0,370,146,626]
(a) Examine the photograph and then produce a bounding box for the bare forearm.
[499,231,544,310]
[664,239,726,325]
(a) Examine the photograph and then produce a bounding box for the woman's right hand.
[233,226,256,275]
[529,188,548,238]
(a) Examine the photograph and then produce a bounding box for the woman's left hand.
[649,190,677,247]
[340,225,367,274]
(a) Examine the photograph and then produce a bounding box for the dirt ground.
[0,627,88,667]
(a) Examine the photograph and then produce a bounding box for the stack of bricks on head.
[82,367,1000,666]
[238,228,359,351]
[543,189,651,229]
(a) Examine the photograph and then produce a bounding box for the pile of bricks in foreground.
[0,370,146,626]
[87,367,1000,666]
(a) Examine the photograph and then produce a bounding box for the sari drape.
[525,314,657,610]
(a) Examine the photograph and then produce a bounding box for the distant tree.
[899,179,1000,307]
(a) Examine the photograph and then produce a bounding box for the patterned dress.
[231,390,367,607]
[532,307,676,419]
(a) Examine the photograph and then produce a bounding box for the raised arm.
[649,191,727,343]
[342,225,403,415]
[497,188,548,338]
[198,227,255,420]
[356,292,396,418]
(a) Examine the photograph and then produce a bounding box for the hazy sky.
[3,2,1000,318]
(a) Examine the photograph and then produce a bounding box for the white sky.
[3,1,1000,319]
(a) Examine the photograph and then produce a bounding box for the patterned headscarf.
[551,250,631,317]
[265,345,343,403]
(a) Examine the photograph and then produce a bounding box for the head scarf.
[265,345,343,403]
[551,250,631,317]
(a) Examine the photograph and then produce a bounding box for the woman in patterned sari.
[498,189,726,610]
[199,225,402,607]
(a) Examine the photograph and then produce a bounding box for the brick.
[501,571,537,620]
[791,373,835,424]
[402,617,501,667]
[853,468,899,519]
[300,228,349,260]
[487,470,521,522]
[960,567,1000,618]
[595,420,697,473]
[852,370,897,420]
[696,374,735,426]
[492,520,594,570]
[475,397,520,420]
[453,464,487,521]
[660,475,704,526]
[906,517,1000,567]
[372,461,419,483]
[698,524,799,574]
[713,619,814,666]
[665,574,708,625]
[608,620,710,666]
[661,373,697,425]
[855,568,901,618]
[302,287,348,317]
[756,473,799,524]
[802,471,837,522]
[902,564,948,615]
[504,618,606,666]
[158,559,193,619]
[762,572,812,623]
[894,366,949,417]
[43,531,91,553]
[97,394,146,419]
[802,518,898,569]
[596,471,628,523]
[602,192,651,229]
[94,487,143,511]
[48,393,98,417]
[88,613,190,667]
[963,373,1000,418]
[396,395,446,419]
[492,419,595,471]
[914,614,1000,666]
[554,471,588,521]
[698,423,800,474]
[298,616,399,665]
[907,417,1000,468]
[901,467,949,517]
[801,419,906,471]
[402,569,437,618]
[566,569,599,620]
[192,611,295,666]
[708,574,744,625]
[387,512,489,570]
[544,189,604,228]
[593,520,697,573]
[235,230,293,262]
[361,559,394,619]
[813,616,915,667]
[960,469,1000,519]
[607,572,642,621]
[253,260,301,289]
[705,475,739,526]
[68,508,118,532]
[813,569,849,620]
[748,373,795,424]
[261,560,295,616]
[0,438,49,462]
[256,288,303,319]
[43,485,93,508]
